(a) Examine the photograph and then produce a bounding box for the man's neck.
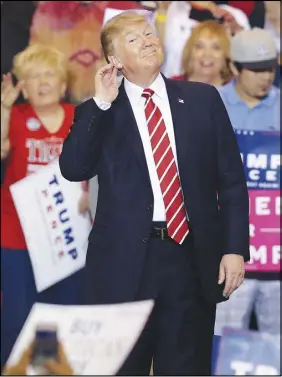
[123,70,160,89]
[234,81,261,108]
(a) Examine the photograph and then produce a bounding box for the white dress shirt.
[93,73,179,221]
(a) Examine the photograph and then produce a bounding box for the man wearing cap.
[218,28,280,131]
[215,28,280,337]
[60,11,249,375]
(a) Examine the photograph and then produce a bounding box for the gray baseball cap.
[231,28,277,70]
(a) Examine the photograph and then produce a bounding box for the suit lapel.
[164,76,192,177]
[114,81,151,183]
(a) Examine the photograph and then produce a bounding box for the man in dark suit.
[59,11,249,376]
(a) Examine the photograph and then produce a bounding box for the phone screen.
[31,324,58,367]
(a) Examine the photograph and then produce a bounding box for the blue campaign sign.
[235,130,280,190]
[215,328,280,375]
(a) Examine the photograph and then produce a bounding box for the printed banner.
[10,159,92,292]
[6,300,154,375]
[215,328,280,375]
[236,130,280,272]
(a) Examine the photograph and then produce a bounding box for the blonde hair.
[13,44,70,83]
[101,11,148,63]
[182,21,232,82]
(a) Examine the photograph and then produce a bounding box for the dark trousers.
[117,233,216,376]
[1,248,83,368]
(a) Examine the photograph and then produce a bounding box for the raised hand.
[156,1,172,11]
[1,73,24,109]
[94,61,119,104]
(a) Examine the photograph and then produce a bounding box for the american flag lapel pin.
[178,98,184,103]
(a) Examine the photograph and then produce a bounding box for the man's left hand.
[218,254,245,298]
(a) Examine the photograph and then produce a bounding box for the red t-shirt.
[171,75,230,86]
[171,75,187,81]
[1,102,75,250]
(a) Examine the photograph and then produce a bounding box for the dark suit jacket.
[59,77,250,304]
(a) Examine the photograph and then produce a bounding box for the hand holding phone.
[31,323,58,367]
[43,344,73,376]
[3,324,72,376]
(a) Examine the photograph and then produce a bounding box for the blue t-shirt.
[218,80,280,132]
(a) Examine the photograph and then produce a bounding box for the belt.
[150,223,170,240]
[150,222,191,241]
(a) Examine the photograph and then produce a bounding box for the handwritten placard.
[6,300,154,375]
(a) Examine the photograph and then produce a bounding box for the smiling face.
[112,20,164,77]
[189,31,226,79]
[22,63,66,109]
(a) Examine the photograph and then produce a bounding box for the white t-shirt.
[264,19,280,54]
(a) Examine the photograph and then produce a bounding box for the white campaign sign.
[10,159,92,292]
[6,300,154,375]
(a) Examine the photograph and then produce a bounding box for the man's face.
[113,21,164,76]
[236,67,275,98]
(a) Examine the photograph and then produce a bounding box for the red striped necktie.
[142,88,189,245]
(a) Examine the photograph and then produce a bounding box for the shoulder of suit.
[167,78,216,98]
[74,98,97,116]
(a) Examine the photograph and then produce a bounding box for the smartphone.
[31,323,58,368]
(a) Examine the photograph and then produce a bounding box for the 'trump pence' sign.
[236,130,281,272]
[10,159,92,292]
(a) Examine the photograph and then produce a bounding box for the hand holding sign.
[10,159,91,292]
[3,344,33,376]
[3,342,73,376]
[5,301,154,375]
[44,344,73,376]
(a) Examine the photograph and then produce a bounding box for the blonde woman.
[173,20,232,87]
[1,44,88,366]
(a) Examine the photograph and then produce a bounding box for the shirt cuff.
[93,97,111,111]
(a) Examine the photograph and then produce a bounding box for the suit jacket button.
[142,237,148,243]
[147,204,153,210]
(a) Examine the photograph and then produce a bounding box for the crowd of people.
[1,0,280,375]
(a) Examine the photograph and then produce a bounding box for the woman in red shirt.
[1,44,88,365]
[172,20,232,87]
